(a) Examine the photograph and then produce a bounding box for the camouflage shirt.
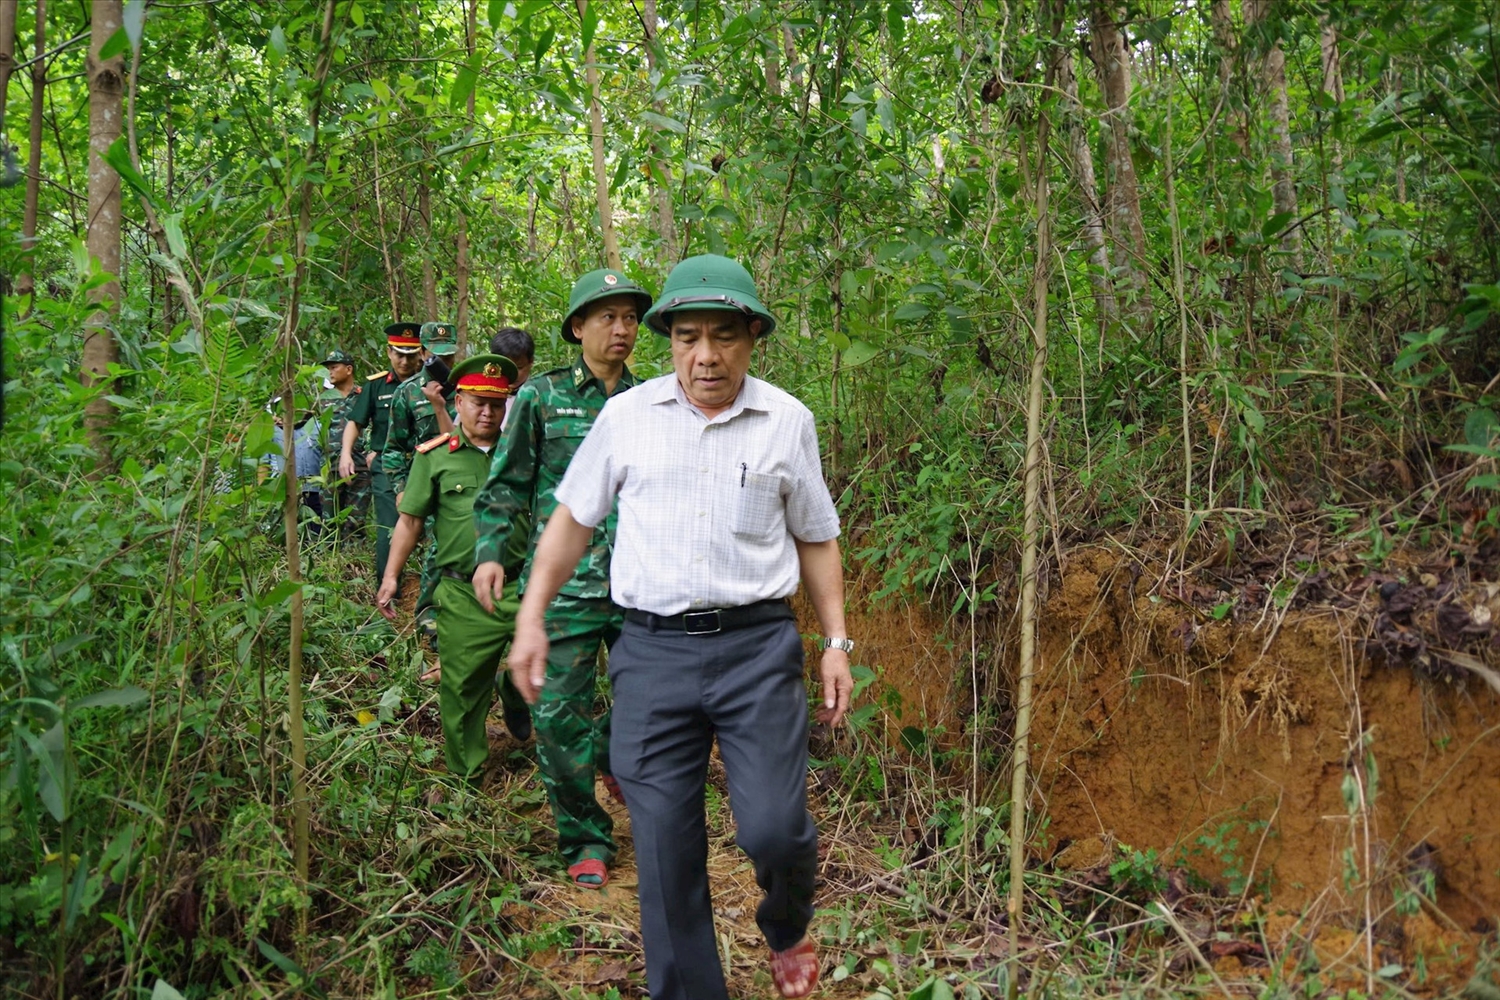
[321,384,363,460]
[346,370,403,453]
[382,373,455,494]
[473,356,638,599]
[399,427,529,577]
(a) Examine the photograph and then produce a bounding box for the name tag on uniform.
[554,407,586,417]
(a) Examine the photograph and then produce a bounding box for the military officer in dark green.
[384,321,460,643]
[378,354,531,782]
[342,323,424,588]
[319,349,368,534]
[472,268,651,887]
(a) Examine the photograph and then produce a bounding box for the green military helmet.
[420,321,458,356]
[642,253,776,337]
[560,268,653,345]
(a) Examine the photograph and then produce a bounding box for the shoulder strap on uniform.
[415,433,452,454]
[367,370,389,381]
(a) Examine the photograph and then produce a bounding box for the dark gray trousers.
[608,616,818,1000]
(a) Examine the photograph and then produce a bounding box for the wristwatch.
[822,636,855,653]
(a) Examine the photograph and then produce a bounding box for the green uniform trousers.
[372,464,397,590]
[435,576,528,782]
[535,595,621,865]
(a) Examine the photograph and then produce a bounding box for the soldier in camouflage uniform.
[384,322,459,643]
[319,349,368,535]
[342,323,424,588]
[378,354,531,782]
[472,269,652,887]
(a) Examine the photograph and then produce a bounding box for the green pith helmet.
[560,268,654,345]
[642,254,776,337]
[420,321,458,356]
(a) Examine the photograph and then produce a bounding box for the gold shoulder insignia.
[367,370,389,380]
[415,434,452,454]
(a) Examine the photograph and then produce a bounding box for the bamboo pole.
[1006,61,1053,1000]
[279,0,337,943]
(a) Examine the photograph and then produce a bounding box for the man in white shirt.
[507,254,854,1000]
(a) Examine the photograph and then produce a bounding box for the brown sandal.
[769,938,819,998]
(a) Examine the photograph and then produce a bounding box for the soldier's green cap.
[420,321,458,356]
[642,254,776,337]
[321,349,354,366]
[561,268,653,345]
[449,353,519,397]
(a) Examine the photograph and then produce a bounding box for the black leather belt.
[441,566,521,583]
[625,598,793,635]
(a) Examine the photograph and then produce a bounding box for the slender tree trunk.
[17,0,44,304]
[1211,0,1246,156]
[1089,0,1151,329]
[1319,18,1344,102]
[453,0,476,355]
[526,176,538,257]
[1390,67,1405,202]
[0,0,17,133]
[1246,0,1299,259]
[280,0,337,942]
[577,0,620,269]
[371,134,400,319]
[417,180,438,319]
[1007,60,1054,1000]
[764,25,781,97]
[642,0,676,261]
[1057,41,1117,335]
[83,0,124,473]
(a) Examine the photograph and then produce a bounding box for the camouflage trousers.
[435,576,528,782]
[536,594,622,866]
[416,526,441,632]
[371,464,396,588]
[324,455,370,538]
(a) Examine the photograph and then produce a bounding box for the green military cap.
[561,268,654,345]
[321,349,354,366]
[420,321,458,356]
[449,353,519,397]
[643,254,777,337]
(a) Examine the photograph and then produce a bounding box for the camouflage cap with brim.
[642,254,777,337]
[321,349,355,366]
[561,269,654,344]
[420,321,458,356]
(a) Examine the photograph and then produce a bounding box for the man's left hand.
[815,649,853,726]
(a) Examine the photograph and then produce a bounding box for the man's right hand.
[507,617,549,704]
[375,576,400,620]
[472,561,506,614]
[339,453,356,479]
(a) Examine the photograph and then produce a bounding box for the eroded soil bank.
[1031,546,1500,927]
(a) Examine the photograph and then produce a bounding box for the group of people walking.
[317,254,855,1000]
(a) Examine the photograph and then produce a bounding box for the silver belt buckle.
[683,610,722,635]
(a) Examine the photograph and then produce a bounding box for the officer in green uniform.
[377,354,530,782]
[472,268,652,887]
[343,323,424,588]
[319,349,368,534]
[384,321,459,643]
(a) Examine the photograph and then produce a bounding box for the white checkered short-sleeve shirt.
[554,374,841,616]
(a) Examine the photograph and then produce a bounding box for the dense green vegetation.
[2,0,1497,996]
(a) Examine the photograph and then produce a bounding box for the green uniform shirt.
[321,384,363,459]
[400,427,529,577]
[473,356,637,599]
[383,373,456,493]
[346,371,403,453]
